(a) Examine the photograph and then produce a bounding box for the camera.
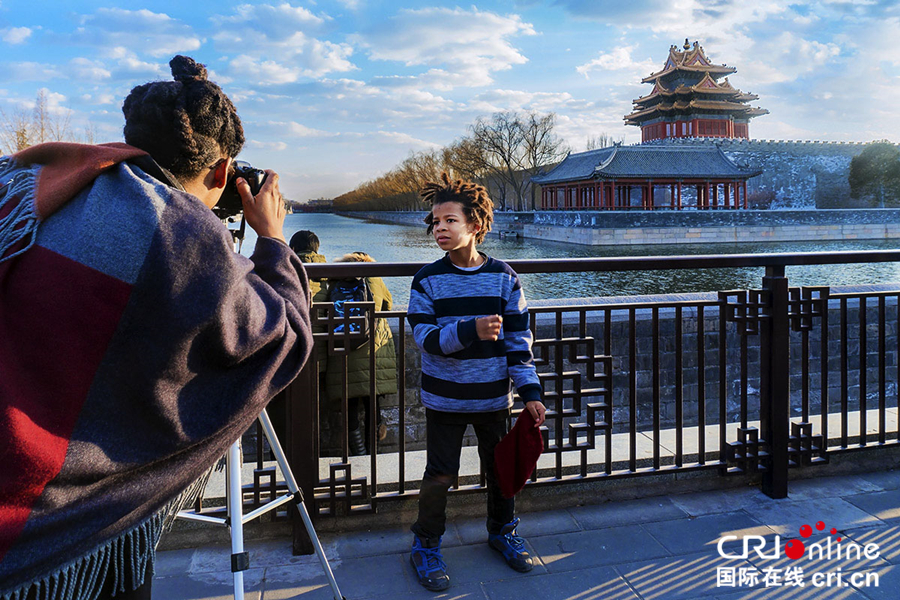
[213,160,267,220]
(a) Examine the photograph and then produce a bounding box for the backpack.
[328,277,372,349]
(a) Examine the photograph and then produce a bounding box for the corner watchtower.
[625,39,768,142]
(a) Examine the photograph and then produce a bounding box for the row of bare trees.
[0,91,95,155]
[334,111,570,212]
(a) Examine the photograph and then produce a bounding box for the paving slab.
[616,550,761,600]
[859,469,900,491]
[643,512,775,555]
[568,496,688,530]
[529,524,670,573]
[845,562,898,600]
[842,525,900,564]
[254,564,335,600]
[741,497,885,536]
[367,583,489,600]
[845,491,900,524]
[482,565,639,600]
[151,568,264,600]
[784,475,884,501]
[435,541,548,586]
[668,485,770,517]
[328,525,420,559]
[715,582,870,599]
[742,531,889,574]
[454,508,580,545]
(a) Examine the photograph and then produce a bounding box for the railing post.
[760,265,790,498]
[287,347,320,554]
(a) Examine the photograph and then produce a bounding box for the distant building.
[625,39,768,142]
[304,198,334,212]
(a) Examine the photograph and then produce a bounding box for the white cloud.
[247,140,289,151]
[1,27,31,44]
[738,32,842,84]
[336,130,441,151]
[576,46,658,81]
[553,0,787,32]
[79,93,116,106]
[69,57,111,83]
[212,3,354,81]
[352,7,535,88]
[2,61,61,81]
[254,120,332,138]
[74,8,201,57]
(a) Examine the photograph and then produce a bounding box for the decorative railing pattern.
[247,251,900,552]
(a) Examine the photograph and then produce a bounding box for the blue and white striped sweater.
[407,254,542,412]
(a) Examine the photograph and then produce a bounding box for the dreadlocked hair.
[122,55,244,179]
[420,172,493,244]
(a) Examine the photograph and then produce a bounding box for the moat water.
[238,213,900,304]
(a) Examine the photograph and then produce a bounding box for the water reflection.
[238,213,900,304]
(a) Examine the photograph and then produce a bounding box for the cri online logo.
[718,520,880,561]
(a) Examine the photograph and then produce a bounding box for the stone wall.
[314,288,899,456]
[660,137,895,209]
[342,208,900,246]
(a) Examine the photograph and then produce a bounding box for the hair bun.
[170,55,207,83]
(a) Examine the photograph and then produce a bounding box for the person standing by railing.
[323,252,397,455]
[406,173,547,591]
[0,56,312,600]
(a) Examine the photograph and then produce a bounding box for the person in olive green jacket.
[324,252,398,455]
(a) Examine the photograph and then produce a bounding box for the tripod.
[176,213,342,598]
[177,408,344,600]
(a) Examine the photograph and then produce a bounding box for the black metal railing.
[266,251,900,551]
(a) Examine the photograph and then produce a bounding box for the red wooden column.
[743,181,749,209]
[723,182,730,209]
[704,182,711,209]
[677,182,682,210]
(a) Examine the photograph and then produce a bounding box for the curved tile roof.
[532,143,761,183]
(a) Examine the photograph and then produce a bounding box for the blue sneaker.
[488,518,533,572]
[410,536,450,591]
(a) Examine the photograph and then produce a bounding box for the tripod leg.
[258,409,345,600]
[226,441,248,600]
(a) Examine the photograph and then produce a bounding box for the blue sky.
[0,1,897,200]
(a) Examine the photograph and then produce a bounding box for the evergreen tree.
[849,141,900,207]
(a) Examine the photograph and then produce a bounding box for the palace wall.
[343,209,900,246]
[660,137,885,209]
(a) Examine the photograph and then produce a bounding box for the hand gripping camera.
[212,160,267,220]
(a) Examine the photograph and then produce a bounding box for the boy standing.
[407,173,547,591]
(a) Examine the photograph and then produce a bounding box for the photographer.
[0,56,312,600]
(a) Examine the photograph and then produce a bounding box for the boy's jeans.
[411,409,514,540]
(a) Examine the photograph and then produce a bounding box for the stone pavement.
[153,469,900,600]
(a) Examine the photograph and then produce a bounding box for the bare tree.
[334,110,566,212]
[470,112,526,210]
[585,133,622,151]
[0,90,78,154]
[521,112,567,209]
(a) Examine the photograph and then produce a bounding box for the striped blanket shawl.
[0,143,312,599]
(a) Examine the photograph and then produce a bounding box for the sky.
[0,1,897,201]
